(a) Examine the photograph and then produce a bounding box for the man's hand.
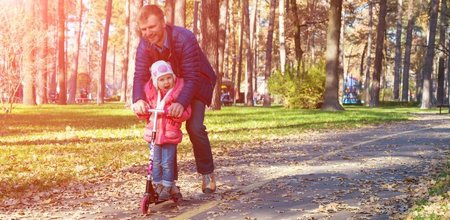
[132,99,150,115]
[168,102,184,118]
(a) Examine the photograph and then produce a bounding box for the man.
[132,5,217,193]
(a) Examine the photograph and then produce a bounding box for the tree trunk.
[447,30,450,110]
[402,0,416,101]
[224,0,232,80]
[321,0,344,111]
[420,0,439,109]
[68,0,84,104]
[369,0,387,107]
[236,5,244,103]
[360,43,367,77]
[230,0,238,101]
[121,0,130,103]
[393,0,403,100]
[278,0,286,73]
[57,0,66,105]
[437,0,447,105]
[251,0,258,95]
[242,0,254,106]
[165,0,175,25]
[193,1,199,36]
[174,0,186,27]
[126,0,144,105]
[98,0,113,104]
[23,3,36,105]
[201,0,220,109]
[49,29,57,101]
[218,0,228,83]
[263,0,276,107]
[291,0,303,64]
[364,0,373,105]
[37,0,48,105]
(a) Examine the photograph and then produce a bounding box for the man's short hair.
[137,5,165,25]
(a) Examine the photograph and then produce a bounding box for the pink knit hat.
[150,60,176,88]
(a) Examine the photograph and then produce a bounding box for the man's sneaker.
[202,173,216,194]
[158,186,171,201]
[170,185,183,200]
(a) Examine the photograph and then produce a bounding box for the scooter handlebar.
[147,108,166,115]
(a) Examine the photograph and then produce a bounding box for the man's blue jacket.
[132,25,217,108]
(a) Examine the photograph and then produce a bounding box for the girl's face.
[157,74,175,92]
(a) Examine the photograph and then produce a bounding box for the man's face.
[139,15,165,47]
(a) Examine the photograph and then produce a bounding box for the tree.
[321,0,344,111]
[0,2,26,112]
[364,0,373,105]
[120,0,131,103]
[263,0,276,107]
[174,0,186,27]
[369,0,387,107]
[436,0,447,105]
[402,0,416,101]
[393,0,403,100]
[201,0,220,109]
[250,0,258,95]
[278,0,286,74]
[57,0,67,105]
[290,0,303,64]
[67,0,84,104]
[23,3,36,105]
[218,0,228,84]
[243,0,254,106]
[126,0,144,104]
[165,0,175,25]
[448,29,450,112]
[420,0,439,109]
[236,2,244,103]
[193,0,200,35]
[36,0,49,105]
[98,0,113,104]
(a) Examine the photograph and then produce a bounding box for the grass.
[0,103,437,202]
[407,158,450,219]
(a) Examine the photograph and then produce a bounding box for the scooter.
[140,108,179,214]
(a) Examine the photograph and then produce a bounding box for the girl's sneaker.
[153,183,163,195]
[170,185,183,200]
[158,186,171,201]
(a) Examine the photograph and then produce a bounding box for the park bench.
[437,104,450,114]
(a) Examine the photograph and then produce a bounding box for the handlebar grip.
[147,108,166,115]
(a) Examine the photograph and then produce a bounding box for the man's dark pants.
[186,99,214,175]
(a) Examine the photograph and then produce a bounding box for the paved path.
[174,114,450,220]
[2,114,449,219]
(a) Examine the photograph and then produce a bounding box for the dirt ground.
[2,113,449,219]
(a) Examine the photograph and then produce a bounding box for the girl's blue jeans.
[151,143,177,187]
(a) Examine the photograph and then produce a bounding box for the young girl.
[137,60,191,201]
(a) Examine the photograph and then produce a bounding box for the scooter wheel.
[141,195,151,214]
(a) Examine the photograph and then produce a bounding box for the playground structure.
[342,75,361,104]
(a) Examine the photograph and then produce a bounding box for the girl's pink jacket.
[138,78,191,145]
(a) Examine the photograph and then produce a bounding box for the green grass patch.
[0,103,430,201]
[407,157,449,219]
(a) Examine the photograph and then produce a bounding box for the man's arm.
[174,31,202,108]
